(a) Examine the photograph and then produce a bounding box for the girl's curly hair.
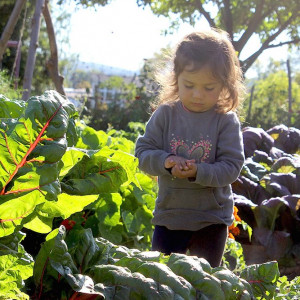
[153,28,245,114]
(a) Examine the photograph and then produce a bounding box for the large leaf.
[60,147,138,195]
[240,261,280,299]
[34,227,105,299]
[232,175,270,205]
[0,231,26,256]
[0,91,77,237]
[263,173,300,196]
[75,123,109,150]
[267,125,300,154]
[271,156,300,174]
[42,193,99,220]
[251,150,273,169]
[253,227,292,260]
[0,190,44,237]
[0,90,76,197]
[0,94,26,118]
[0,231,33,300]
[242,127,274,158]
[95,193,124,244]
[23,194,99,234]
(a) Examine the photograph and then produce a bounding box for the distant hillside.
[77,61,138,76]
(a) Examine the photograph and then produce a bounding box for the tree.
[243,60,300,129]
[0,0,112,99]
[0,0,26,64]
[136,0,300,74]
[43,0,65,96]
[22,0,45,100]
[56,0,112,8]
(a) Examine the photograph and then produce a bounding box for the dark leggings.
[152,224,228,268]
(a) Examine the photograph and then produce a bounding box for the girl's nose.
[193,89,203,99]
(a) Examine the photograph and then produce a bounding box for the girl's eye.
[184,85,193,89]
[205,87,214,91]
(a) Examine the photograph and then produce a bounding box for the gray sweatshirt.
[135,101,244,231]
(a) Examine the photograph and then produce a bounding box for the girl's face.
[177,64,223,113]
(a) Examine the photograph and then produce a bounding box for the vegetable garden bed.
[0,91,299,299]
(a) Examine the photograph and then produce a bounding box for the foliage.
[0,0,103,97]
[89,75,139,130]
[0,91,154,249]
[0,231,34,300]
[65,120,154,249]
[56,0,112,8]
[1,91,300,299]
[244,65,300,129]
[83,72,154,131]
[275,275,300,299]
[0,70,23,99]
[28,225,284,299]
[136,0,300,73]
[107,121,145,143]
[0,91,154,298]
[223,238,247,274]
[80,47,170,132]
[0,1,57,95]
[232,125,300,270]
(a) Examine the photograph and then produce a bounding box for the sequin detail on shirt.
[170,137,212,163]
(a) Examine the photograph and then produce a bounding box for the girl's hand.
[164,155,177,169]
[165,156,194,171]
[171,161,197,179]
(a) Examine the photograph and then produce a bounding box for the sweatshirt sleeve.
[135,106,172,176]
[192,112,244,187]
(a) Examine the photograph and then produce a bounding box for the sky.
[57,0,289,75]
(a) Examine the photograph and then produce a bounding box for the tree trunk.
[12,5,27,89]
[43,0,66,96]
[247,85,255,122]
[22,0,45,101]
[286,59,292,126]
[0,0,27,65]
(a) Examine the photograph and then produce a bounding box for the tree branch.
[268,38,300,49]
[22,0,45,100]
[194,0,216,28]
[42,0,65,96]
[241,12,300,73]
[0,0,27,64]
[223,0,233,40]
[234,0,266,53]
[236,2,300,54]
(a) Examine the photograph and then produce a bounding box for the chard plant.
[232,125,300,270]
[0,91,299,299]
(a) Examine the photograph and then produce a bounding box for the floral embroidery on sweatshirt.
[170,136,212,163]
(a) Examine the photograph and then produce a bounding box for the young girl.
[135,29,245,268]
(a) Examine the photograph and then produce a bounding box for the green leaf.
[167,253,208,283]
[0,248,33,300]
[240,261,280,299]
[0,94,26,118]
[79,125,109,149]
[59,147,88,179]
[72,228,99,273]
[0,91,76,197]
[0,91,77,237]
[95,193,123,227]
[271,156,299,174]
[90,264,176,299]
[97,147,139,187]
[0,190,43,237]
[38,193,99,220]
[0,231,26,254]
[61,149,128,195]
[136,261,196,299]
[34,226,78,287]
